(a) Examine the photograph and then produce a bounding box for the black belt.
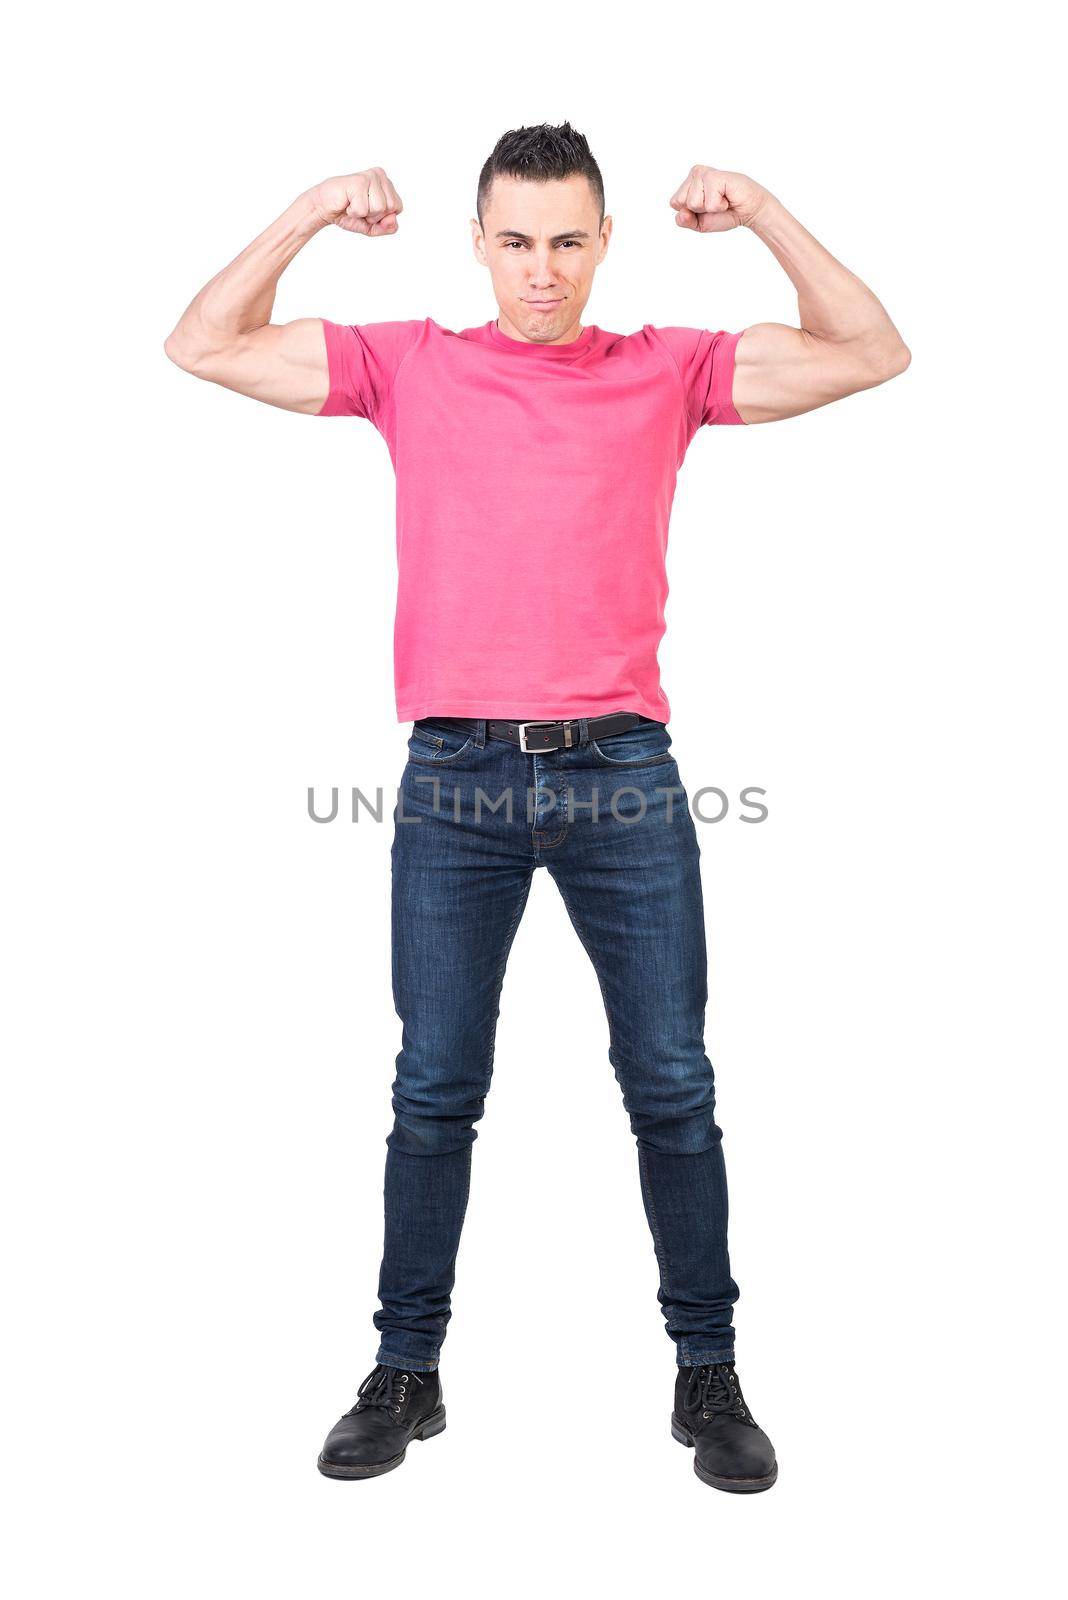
[425,712,642,754]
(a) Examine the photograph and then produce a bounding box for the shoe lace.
[348,1364,423,1418]
[684,1363,757,1428]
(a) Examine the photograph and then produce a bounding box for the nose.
[527,250,559,287]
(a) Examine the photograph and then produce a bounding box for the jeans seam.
[550,874,680,1298]
[451,868,533,1324]
[638,1142,672,1280]
[488,872,534,1025]
[550,874,616,1034]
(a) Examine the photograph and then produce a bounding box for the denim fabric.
[373,715,740,1372]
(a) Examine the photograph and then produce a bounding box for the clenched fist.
[310,168,404,235]
[669,166,769,232]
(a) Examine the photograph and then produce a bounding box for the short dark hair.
[477,121,605,230]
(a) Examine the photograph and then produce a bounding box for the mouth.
[525,298,564,312]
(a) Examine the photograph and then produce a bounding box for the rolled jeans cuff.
[677,1346,736,1367]
[375,1347,440,1373]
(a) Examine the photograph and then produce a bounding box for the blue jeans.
[374,715,740,1371]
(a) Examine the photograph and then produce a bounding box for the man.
[165,122,909,1492]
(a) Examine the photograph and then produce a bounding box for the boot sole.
[671,1415,778,1493]
[317,1407,447,1479]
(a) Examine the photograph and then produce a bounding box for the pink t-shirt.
[318,316,745,723]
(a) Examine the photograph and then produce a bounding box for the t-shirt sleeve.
[647,325,746,427]
[317,319,425,423]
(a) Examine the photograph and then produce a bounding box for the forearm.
[748,193,907,362]
[165,190,326,366]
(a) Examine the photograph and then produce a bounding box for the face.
[471,173,611,345]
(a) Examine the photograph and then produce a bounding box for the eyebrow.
[493,229,591,243]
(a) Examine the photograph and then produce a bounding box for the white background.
[3,2,1064,1595]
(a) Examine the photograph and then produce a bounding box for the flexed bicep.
[731,322,899,425]
[164,170,406,415]
[189,318,333,414]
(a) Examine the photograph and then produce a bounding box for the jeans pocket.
[589,718,674,768]
[406,719,477,765]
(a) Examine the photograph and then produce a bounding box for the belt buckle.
[516,720,559,753]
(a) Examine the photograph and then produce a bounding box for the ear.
[470,217,487,266]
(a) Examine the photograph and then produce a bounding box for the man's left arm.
[670,165,911,424]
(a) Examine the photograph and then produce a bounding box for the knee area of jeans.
[630,1105,723,1155]
[619,1064,717,1118]
[387,1112,481,1156]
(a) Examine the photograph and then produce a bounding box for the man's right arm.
[163,169,403,415]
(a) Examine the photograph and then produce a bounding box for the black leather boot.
[317,1364,446,1479]
[671,1362,778,1492]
